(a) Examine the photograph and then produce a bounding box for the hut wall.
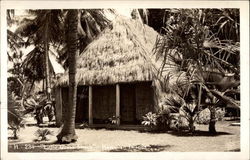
[60,81,155,125]
[92,85,116,124]
[76,86,89,123]
[135,82,155,121]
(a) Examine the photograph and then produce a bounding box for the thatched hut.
[55,16,161,126]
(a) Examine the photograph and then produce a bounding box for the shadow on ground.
[107,144,172,152]
[25,123,57,128]
[8,141,84,152]
[167,130,232,137]
[138,129,232,137]
[227,148,240,152]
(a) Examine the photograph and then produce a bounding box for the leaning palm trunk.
[57,10,78,143]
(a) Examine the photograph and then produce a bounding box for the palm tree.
[56,9,112,143]
[16,10,64,100]
[57,10,78,143]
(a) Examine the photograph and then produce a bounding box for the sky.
[14,9,132,19]
[10,9,132,32]
[106,8,132,20]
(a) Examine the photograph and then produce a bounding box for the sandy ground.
[8,116,240,152]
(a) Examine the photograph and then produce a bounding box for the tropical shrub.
[8,111,25,139]
[177,115,191,131]
[8,92,25,139]
[166,113,194,132]
[216,108,225,121]
[156,109,170,131]
[196,107,226,124]
[141,112,158,129]
[142,110,182,132]
[79,121,89,128]
[34,129,53,141]
[108,116,120,125]
[196,108,210,124]
[178,103,199,133]
[156,107,182,131]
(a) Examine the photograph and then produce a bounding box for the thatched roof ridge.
[57,16,159,86]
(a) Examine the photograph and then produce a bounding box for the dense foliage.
[153,9,240,133]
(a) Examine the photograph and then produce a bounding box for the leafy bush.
[141,112,158,129]
[34,129,53,141]
[177,115,192,131]
[142,110,179,132]
[156,108,177,131]
[196,108,210,124]
[167,113,179,130]
[108,116,120,125]
[8,112,25,139]
[166,113,192,132]
[216,108,225,121]
[79,121,89,128]
[178,103,199,133]
[196,107,225,124]
[8,92,25,139]
[145,104,225,133]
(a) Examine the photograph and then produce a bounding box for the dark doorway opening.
[92,85,116,124]
[76,86,89,123]
[120,83,137,124]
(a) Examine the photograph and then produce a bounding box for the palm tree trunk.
[209,105,217,134]
[57,10,78,143]
[44,16,51,101]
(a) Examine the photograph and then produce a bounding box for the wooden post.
[88,86,93,125]
[55,87,62,127]
[116,84,120,126]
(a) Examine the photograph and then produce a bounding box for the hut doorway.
[75,86,89,123]
[120,82,154,125]
[120,84,137,124]
[92,85,116,124]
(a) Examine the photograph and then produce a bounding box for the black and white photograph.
[1,1,249,160]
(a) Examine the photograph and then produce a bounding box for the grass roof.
[57,16,159,86]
